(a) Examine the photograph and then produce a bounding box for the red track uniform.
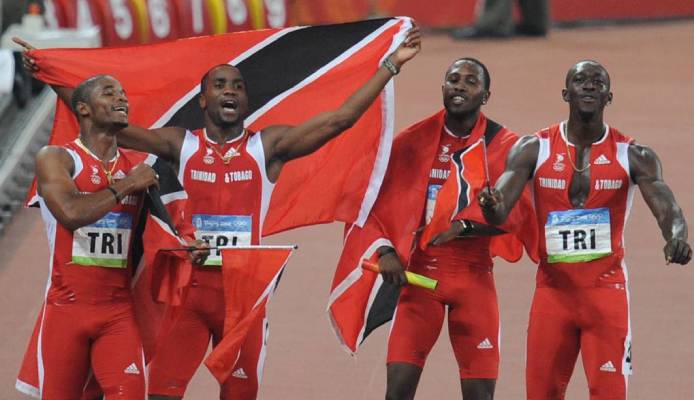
[527,122,635,399]
[17,141,148,399]
[387,123,500,379]
[147,129,274,399]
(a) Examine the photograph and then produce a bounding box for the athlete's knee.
[461,378,496,400]
[385,363,422,400]
[148,395,182,400]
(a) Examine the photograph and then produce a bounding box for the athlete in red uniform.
[380,59,512,400]
[479,60,691,399]
[18,28,421,400]
[24,75,159,399]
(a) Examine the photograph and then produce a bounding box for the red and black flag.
[329,111,538,354]
[25,18,413,236]
[419,138,488,249]
[204,246,294,384]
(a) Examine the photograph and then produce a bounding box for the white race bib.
[545,208,612,263]
[193,214,252,266]
[425,184,442,225]
[72,212,132,268]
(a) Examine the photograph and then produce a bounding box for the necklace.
[207,130,247,164]
[75,138,119,184]
[564,137,590,173]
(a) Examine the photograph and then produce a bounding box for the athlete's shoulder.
[607,126,635,144]
[534,123,560,139]
[627,142,658,163]
[36,144,72,162]
[36,145,75,174]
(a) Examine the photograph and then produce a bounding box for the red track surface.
[2,20,693,399]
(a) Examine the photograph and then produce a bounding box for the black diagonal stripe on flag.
[360,282,400,345]
[484,118,503,145]
[164,18,392,130]
[132,158,184,271]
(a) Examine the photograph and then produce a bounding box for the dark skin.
[15,29,421,183]
[383,60,501,400]
[35,75,208,266]
[479,60,691,265]
[17,29,421,400]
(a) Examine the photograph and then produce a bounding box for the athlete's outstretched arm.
[260,27,421,181]
[479,135,539,225]
[629,144,691,265]
[36,146,158,230]
[14,37,186,164]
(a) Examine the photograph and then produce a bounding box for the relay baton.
[362,260,438,291]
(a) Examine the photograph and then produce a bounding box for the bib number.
[193,214,252,266]
[545,208,612,263]
[72,212,132,268]
[425,184,442,225]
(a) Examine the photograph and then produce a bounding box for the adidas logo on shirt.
[113,170,126,180]
[232,368,248,379]
[594,154,611,165]
[477,338,494,350]
[600,361,616,373]
[124,363,140,375]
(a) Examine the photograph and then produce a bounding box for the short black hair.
[565,60,610,88]
[448,57,491,91]
[200,64,238,93]
[70,75,110,116]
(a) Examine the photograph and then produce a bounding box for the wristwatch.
[457,220,474,237]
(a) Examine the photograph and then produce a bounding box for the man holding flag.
[17,19,421,400]
[329,58,537,400]
[16,74,208,399]
[478,60,691,399]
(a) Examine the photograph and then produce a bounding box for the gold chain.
[207,130,247,164]
[564,137,590,173]
[75,138,120,183]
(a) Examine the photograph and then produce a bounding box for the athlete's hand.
[188,240,210,265]
[124,163,159,192]
[388,24,421,68]
[478,187,503,224]
[12,37,39,74]
[429,220,465,246]
[378,251,408,287]
[664,238,692,265]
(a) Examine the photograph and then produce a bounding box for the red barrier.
[55,0,99,28]
[44,0,68,28]
[287,0,370,25]
[552,0,694,22]
[291,0,694,28]
[90,0,148,46]
[146,0,180,42]
[373,0,474,27]
[171,0,217,37]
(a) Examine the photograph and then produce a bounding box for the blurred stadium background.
[0,1,692,399]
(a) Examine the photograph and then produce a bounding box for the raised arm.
[479,135,539,225]
[36,146,158,230]
[14,37,185,163]
[629,144,691,265]
[260,26,422,181]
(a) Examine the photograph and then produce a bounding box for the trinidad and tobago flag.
[16,154,197,398]
[26,17,413,235]
[204,246,294,384]
[329,110,539,354]
[418,138,488,250]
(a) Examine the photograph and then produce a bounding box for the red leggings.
[526,286,631,400]
[148,270,268,399]
[39,301,145,399]
[387,263,500,379]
